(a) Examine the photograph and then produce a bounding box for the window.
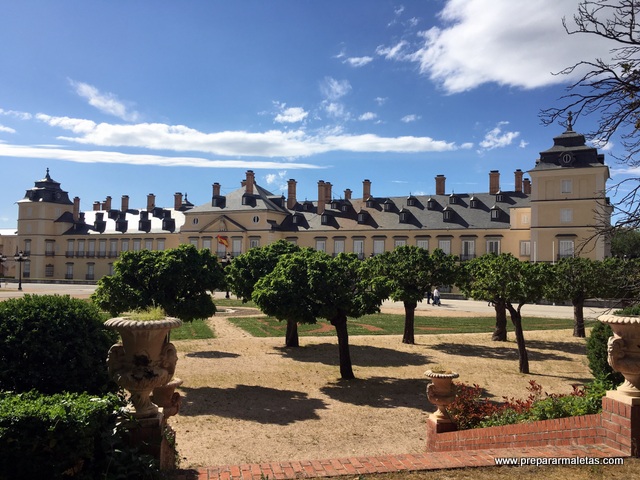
[23,239,31,255]
[399,211,409,223]
[249,238,260,249]
[99,239,107,257]
[461,240,475,261]
[77,239,85,256]
[491,208,500,220]
[417,239,429,250]
[45,240,55,257]
[320,214,329,225]
[561,209,573,223]
[217,240,226,257]
[157,239,166,251]
[145,239,153,250]
[133,239,142,251]
[443,209,453,221]
[334,239,345,256]
[373,239,385,255]
[438,239,451,254]
[394,238,407,249]
[87,239,96,256]
[353,239,364,259]
[109,240,118,257]
[45,264,54,277]
[108,263,114,276]
[520,241,531,257]
[86,263,95,281]
[521,214,530,225]
[357,211,368,224]
[188,238,198,248]
[559,240,575,259]
[561,179,573,194]
[121,239,129,252]
[202,238,212,251]
[192,218,199,225]
[487,239,501,254]
[65,263,74,280]
[292,214,300,225]
[66,240,74,257]
[252,216,260,223]
[315,239,326,252]
[232,238,242,256]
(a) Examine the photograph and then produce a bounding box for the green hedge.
[0,391,160,480]
[0,295,117,394]
[586,321,625,385]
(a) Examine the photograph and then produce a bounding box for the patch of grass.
[214,298,257,308]
[171,319,215,341]
[227,314,576,337]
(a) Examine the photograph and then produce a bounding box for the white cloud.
[265,170,288,192]
[519,140,529,148]
[401,114,421,123]
[346,56,374,67]
[381,0,614,94]
[324,102,348,119]
[0,125,16,134]
[0,109,32,120]
[320,77,352,101]
[479,121,520,150]
[274,103,308,124]
[359,112,377,121]
[374,97,387,106]
[69,80,140,121]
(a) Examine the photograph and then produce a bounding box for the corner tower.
[528,115,611,261]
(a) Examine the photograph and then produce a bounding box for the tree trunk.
[492,299,507,341]
[331,313,355,380]
[402,300,417,344]
[506,303,529,374]
[572,296,586,338]
[285,319,299,347]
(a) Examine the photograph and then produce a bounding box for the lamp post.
[14,250,28,291]
[0,254,6,288]
[222,252,233,299]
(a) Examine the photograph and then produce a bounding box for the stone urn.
[599,314,640,397]
[425,369,459,424]
[105,316,182,418]
[152,377,183,418]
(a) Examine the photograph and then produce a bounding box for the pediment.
[198,215,247,233]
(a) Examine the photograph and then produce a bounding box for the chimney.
[523,178,532,195]
[435,175,446,195]
[174,192,183,210]
[489,170,500,195]
[121,195,129,212]
[245,170,255,195]
[287,179,297,209]
[325,182,332,202]
[344,189,352,201]
[317,180,326,214]
[102,196,112,211]
[363,179,371,199]
[514,169,523,193]
[213,183,221,196]
[73,197,80,222]
[147,193,155,211]
[93,201,100,211]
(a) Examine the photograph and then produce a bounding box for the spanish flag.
[216,235,230,248]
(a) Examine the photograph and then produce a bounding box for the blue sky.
[0,0,633,229]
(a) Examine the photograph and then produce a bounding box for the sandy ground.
[170,304,594,469]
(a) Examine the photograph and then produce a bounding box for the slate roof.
[60,208,186,235]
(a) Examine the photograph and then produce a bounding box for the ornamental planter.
[105,316,182,418]
[425,369,459,425]
[152,377,183,418]
[599,314,640,397]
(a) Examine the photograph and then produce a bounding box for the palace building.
[0,123,612,283]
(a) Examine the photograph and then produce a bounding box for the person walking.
[432,287,441,306]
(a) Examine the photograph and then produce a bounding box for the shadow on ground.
[179,385,328,424]
[525,339,587,356]
[320,376,429,410]
[432,342,573,362]
[184,350,241,359]
[275,343,430,367]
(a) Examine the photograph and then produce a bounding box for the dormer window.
[443,207,453,222]
[365,197,375,208]
[449,194,457,204]
[241,194,255,206]
[469,196,478,209]
[357,210,368,224]
[399,209,409,224]
[341,204,349,213]
[427,198,436,210]
[383,199,393,212]
[331,199,341,210]
[490,205,501,220]
[321,213,329,225]
[495,191,504,203]
[303,200,314,212]
[292,214,300,225]
[407,195,416,207]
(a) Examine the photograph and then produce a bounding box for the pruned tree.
[253,250,387,379]
[371,246,458,344]
[226,240,301,346]
[92,244,225,322]
[460,254,551,374]
[544,257,605,337]
[540,1,640,233]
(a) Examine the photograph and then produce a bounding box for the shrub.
[586,321,624,386]
[0,391,161,480]
[0,295,118,394]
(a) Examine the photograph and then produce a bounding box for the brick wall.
[427,394,640,457]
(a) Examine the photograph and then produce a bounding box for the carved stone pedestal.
[123,413,177,470]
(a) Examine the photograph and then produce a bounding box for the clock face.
[560,153,574,166]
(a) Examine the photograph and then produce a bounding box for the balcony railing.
[85,274,95,281]
[459,254,476,261]
[65,274,74,280]
[45,251,55,257]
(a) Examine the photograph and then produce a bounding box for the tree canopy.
[91,244,225,322]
